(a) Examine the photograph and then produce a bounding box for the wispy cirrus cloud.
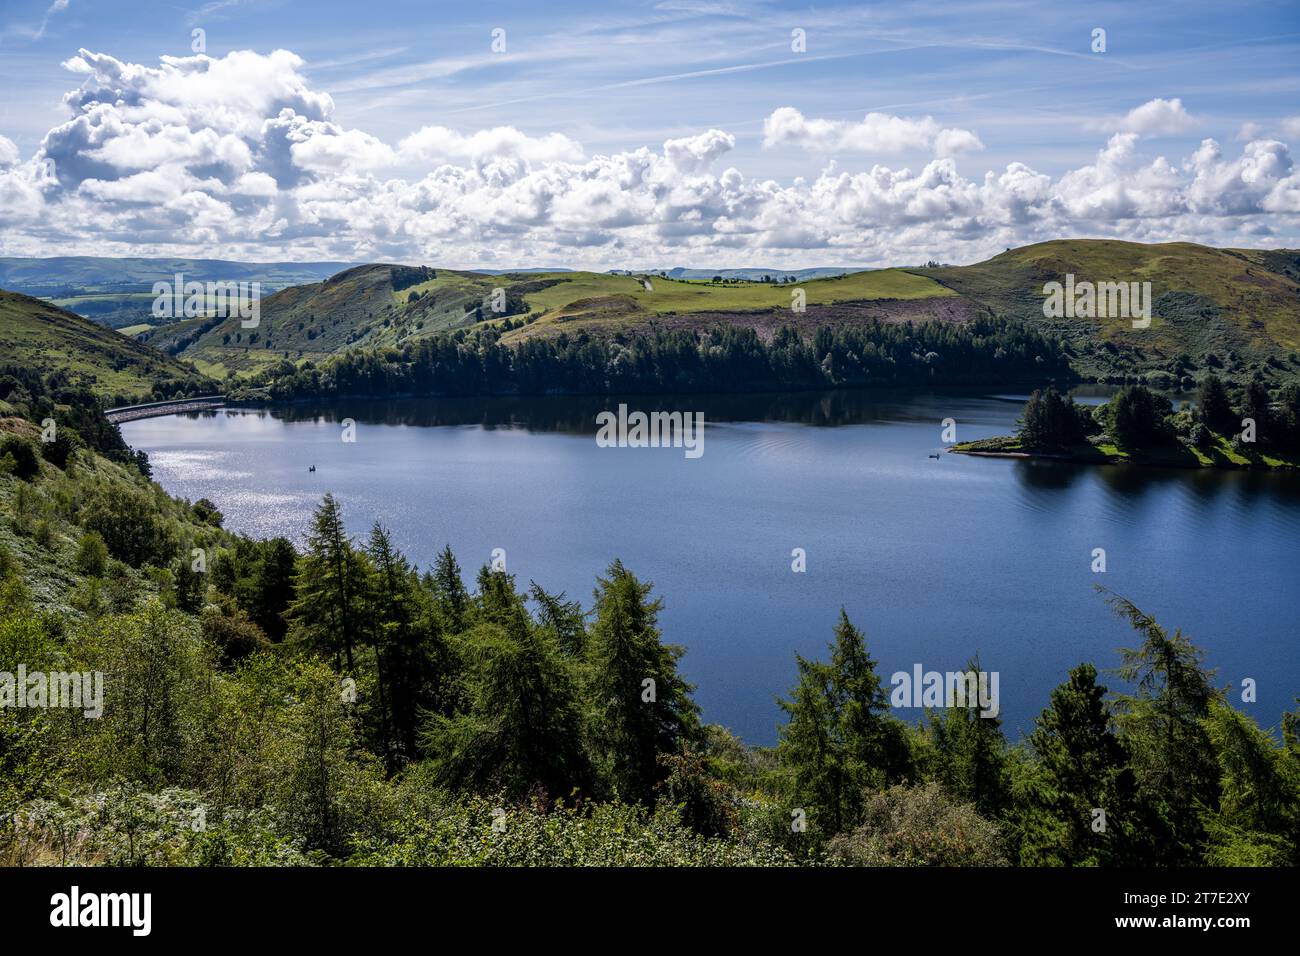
[38,0,70,37]
[2,0,71,41]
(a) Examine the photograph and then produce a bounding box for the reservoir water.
[122,389,1300,745]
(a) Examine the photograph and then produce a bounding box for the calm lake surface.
[122,389,1300,746]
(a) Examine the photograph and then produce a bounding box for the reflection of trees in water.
[1012,458,1085,492]
[1011,454,1300,504]
[235,387,1018,434]
[1096,457,1300,503]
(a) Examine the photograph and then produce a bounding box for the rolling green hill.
[167,263,491,374]
[499,267,964,343]
[915,240,1300,382]
[516,267,950,316]
[175,262,967,373]
[0,290,212,403]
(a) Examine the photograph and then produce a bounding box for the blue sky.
[1,0,1298,267]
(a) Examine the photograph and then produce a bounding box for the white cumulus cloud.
[763,107,984,157]
[0,136,20,168]
[1117,97,1198,135]
[399,126,583,166]
[0,50,1296,268]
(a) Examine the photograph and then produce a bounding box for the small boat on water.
[928,453,940,459]
[308,465,316,472]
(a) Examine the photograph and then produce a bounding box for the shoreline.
[950,440,1300,472]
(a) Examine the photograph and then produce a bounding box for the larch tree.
[288,494,364,672]
[1105,588,1220,864]
[586,559,700,803]
[1018,663,1151,865]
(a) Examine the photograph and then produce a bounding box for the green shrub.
[82,485,175,568]
[40,432,78,470]
[827,781,1006,867]
[350,791,798,867]
[200,604,270,664]
[0,435,40,481]
[75,531,109,577]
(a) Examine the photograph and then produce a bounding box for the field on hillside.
[44,292,160,329]
[48,289,264,331]
[381,268,952,337]
[520,268,952,315]
[491,269,959,342]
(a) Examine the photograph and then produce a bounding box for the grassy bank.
[952,431,1300,470]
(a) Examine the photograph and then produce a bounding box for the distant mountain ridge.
[0,256,356,295]
[0,256,359,331]
[0,256,860,291]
